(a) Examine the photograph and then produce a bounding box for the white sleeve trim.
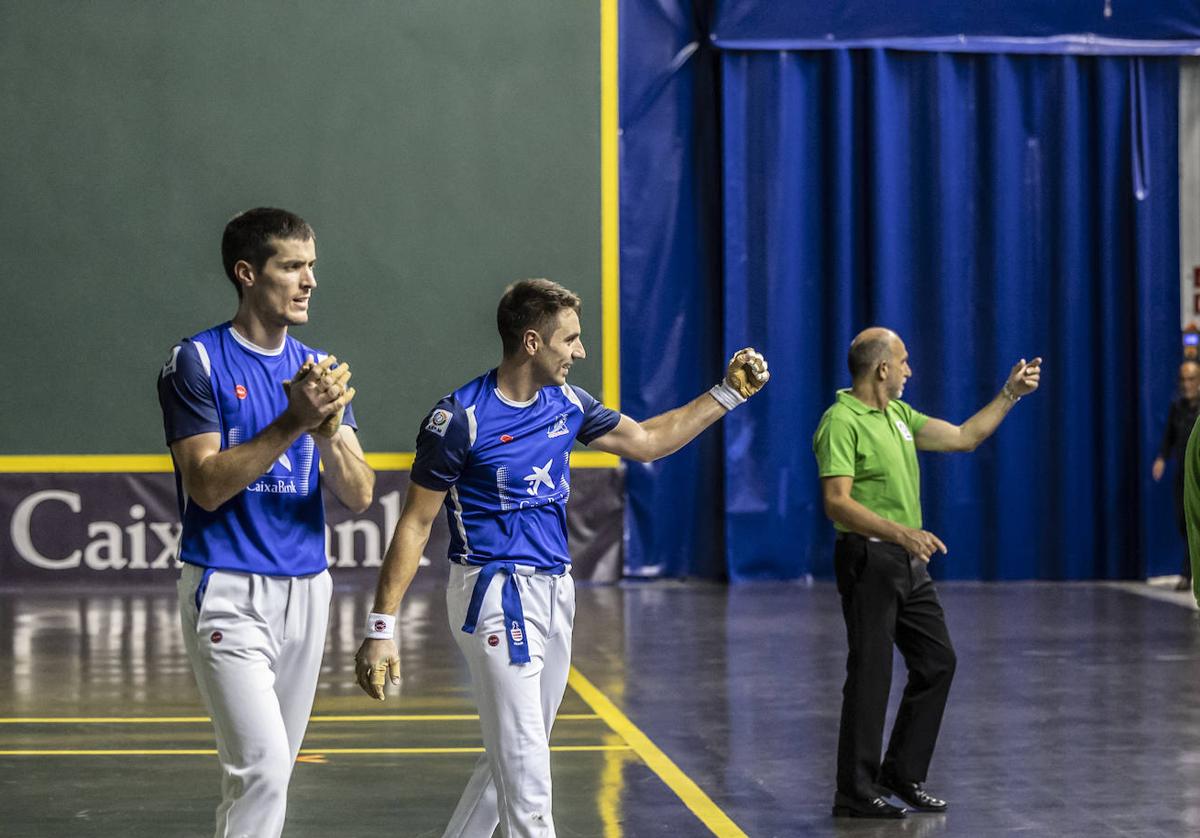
[560,384,584,412]
[465,405,478,448]
[192,340,212,376]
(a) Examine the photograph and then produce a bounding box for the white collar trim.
[229,325,286,356]
[493,387,538,408]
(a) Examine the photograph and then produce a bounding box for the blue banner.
[712,0,1200,53]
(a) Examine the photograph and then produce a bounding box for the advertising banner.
[0,469,624,587]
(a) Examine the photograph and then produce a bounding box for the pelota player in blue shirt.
[354,278,769,838]
[158,207,375,838]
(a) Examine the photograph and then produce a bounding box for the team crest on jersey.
[426,409,452,437]
[895,419,913,442]
[546,412,570,439]
[509,621,524,645]
[235,384,247,399]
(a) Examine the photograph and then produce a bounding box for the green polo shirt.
[812,389,929,531]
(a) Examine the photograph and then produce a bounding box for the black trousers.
[1174,470,1192,580]
[834,533,957,799]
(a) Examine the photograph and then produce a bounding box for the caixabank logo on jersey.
[0,469,623,585]
[240,435,314,496]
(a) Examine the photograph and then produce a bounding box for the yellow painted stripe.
[0,745,633,757]
[365,452,414,470]
[0,713,599,724]
[600,0,621,413]
[0,454,174,473]
[569,667,748,838]
[0,452,619,473]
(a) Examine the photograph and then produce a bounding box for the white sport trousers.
[178,564,331,838]
[442,561,576,838]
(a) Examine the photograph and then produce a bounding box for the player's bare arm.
[590,348,770,462]
[315,425,374,513]
[354,482,447,700]
[915,357,1042,452]
[821,475,948,562]
[171,353,351,511]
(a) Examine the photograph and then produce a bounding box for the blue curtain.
[720,50,1180,581]
[619,0,725,577]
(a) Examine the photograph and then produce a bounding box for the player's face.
[537,308,586,386]
[1181,363,1200,400]
[883,338,912,400]
[244,237,317,327]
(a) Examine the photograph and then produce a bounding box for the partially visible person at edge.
[813,327,1041,820]
[157,207,375,838]
[1152,360,1200,590]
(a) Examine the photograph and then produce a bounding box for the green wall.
[1,1,602,454]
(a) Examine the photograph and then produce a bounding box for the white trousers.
[442,562,576,838]
[178,564,332,838]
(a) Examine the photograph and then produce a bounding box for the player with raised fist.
[355,277,768,838]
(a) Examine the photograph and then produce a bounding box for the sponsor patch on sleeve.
[426,408,453,437]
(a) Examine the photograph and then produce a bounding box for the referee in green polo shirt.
[814,327,1041,819]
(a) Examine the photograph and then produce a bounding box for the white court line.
[1100,580,1197,610]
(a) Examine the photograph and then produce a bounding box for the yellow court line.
[568,667,749,838]
[600,0,620,413]
[0,450,619,473]
[0,713,600,725]
[0,745,633,757]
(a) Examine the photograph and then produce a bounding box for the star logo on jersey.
[235,384,247,399]
[509,621,524,645]
[523,460,554,496]
[546,412,569,439]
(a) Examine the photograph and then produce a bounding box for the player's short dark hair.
[848,333,893,379]
[221,208,315,295]
[496,278,582,357]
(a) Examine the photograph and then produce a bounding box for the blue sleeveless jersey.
[410,370,620,569]
[156,322,357,577]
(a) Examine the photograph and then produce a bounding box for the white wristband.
[365,612,395,639]
[709,381,747,411]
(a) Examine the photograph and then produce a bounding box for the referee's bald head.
[848,327,899,381]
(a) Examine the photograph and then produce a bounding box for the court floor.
[1,577,1198,837]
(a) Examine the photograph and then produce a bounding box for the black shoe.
[878,777,948,813]
[832,792,907,819]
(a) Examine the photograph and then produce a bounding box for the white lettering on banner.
[323,490,429,569]
[10,490,182,572]
[12,491,82,569]
[333,519,380,569]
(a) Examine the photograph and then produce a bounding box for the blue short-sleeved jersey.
[410,370,620,569]
[156,322,358,577]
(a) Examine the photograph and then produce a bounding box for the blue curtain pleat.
[720,49,1180,581]
[619,0,726,577]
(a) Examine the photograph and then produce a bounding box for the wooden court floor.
[1,577,1198,837]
